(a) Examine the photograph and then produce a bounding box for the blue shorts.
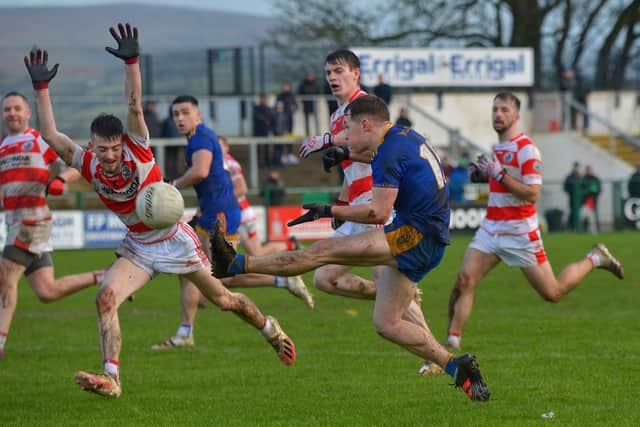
[198,207,241,241]
[384,221,445,283]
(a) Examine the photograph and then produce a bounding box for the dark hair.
[2,91,29,105]
[90,113,124,139]
[344,95,389,122]
[494,92,521,111]
[171,95,199,107]
[325,49,360,70]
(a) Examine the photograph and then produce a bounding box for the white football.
[135,182,184,229]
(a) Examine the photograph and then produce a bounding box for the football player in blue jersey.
[153,95,313,350]
[211,95,490,401]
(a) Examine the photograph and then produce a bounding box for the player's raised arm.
[106,22,148,140]
[25,49,76,166]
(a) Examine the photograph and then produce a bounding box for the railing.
[406,96,490,157]
[564,95,640,154]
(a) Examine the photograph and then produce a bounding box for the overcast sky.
[0,0,275,16]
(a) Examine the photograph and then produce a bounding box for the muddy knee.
[96,286,117,313]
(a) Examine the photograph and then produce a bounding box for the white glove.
[477,154,505,182]
[299,132,332,158]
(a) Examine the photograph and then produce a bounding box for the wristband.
[33,82,49,90]
[55,175,66,183]
[125,57,139,65]
[495,169,507,183]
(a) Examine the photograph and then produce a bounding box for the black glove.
[469,162,488,183]
[287,203,332,227]
[105,22,139,63]
[24,49,59,90]
[322,146,350,172]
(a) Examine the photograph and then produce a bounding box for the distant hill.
[0,4,276,51]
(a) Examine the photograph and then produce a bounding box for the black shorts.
[2,245,53,276]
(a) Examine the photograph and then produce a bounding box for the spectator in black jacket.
[253,93,274,167]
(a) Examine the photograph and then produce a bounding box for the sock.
[447,333,461,349]
[228,254,247,275]
[444,355,458,379]
[92,270,104,285]
[285,240,295,250]
[104,359,119,380]
[177,324,193,337]
[587,251,601,268]
[260,317,275,339]
[0,332,7,348]
[274,277,287,288]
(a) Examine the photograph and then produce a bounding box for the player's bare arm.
[105,23,148,140]
[173,149,212,189]
[25,49,77,166]
[333,186,396,224]
[502,177,540,203]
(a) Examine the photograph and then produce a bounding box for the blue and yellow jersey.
[185,123,239,228]
[372,125,450,245]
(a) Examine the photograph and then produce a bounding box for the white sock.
[260,317,275,338]
[447,335,461,349]
[177,324,192,337]
[0,333,7,348]
[587,251,601,267]
[274,277,286,288]
[104,359,119,380]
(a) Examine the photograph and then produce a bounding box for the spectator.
[629,162,640,198]
[441,155,454,179]
[143,101,161,138]
[275,83,299,165]
[275,82,297,134]
[558,66,575,130]
[253,93,274,167]
[373,73,392,105]
[563,161,582,231]
[161,105,180,138]
[580,165,601,233]
[395,107,413,128]
[572,69,591,132]
[298,70,321,136]
[262,168,286,206]
[273,101,295,167]
[449,157,470,203]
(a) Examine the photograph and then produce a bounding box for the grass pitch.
[0,232,638,426]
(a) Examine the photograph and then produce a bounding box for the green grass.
[1,232,639,426]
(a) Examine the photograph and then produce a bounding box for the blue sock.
[445,358,458,379]
[228,254,247,275]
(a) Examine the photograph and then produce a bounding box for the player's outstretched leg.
[74,371,122,398]
[452,354,490,401]
[589,243,624,279]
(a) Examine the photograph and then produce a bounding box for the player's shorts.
[2,245,53,276]
[239,206,258,241]
[469,227,547,268]
[116,221,209,276]
[333,220,380,238]
[384,221,446,283]
[198,208,241,243]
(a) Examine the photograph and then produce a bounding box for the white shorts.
[469,227,547,268]
[332,220,380,238]
[239,206,258,241]
[116,221,209,276]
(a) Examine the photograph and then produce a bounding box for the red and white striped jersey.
[224,153,250,211]
[482,133,542,235]
[330,88,370,206]
[71,132,171,244]
[0,128,59,252]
